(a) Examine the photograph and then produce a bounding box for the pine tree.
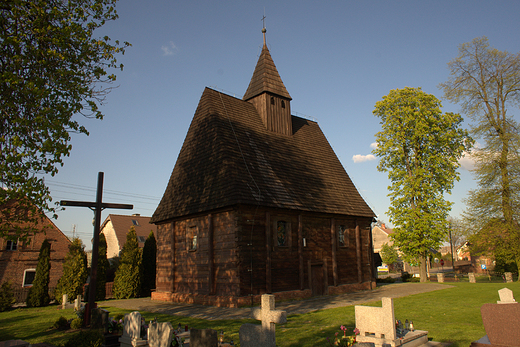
[26,239,51,307]
[55,238,88,303]
[96,233,108,301]
[140,231,156,297]
[113,227,142,299]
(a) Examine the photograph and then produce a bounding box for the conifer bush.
[113,227,142,299]
[140,230,156,297]
[96,233,108,301]
[27,239,51,307]
[55,238,88,303]
[0,281,16,311]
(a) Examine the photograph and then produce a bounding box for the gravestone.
[148,322,173,347]
[505,272,513,283]
[468,272,476,283]
[437,273,444,283]
[62,294,68,309]
[239,294,287,347]
[354,297,443,347]
[74,294,83,310]
[471,288,520,347]
[119,311,148,347]
[498,288,517,304]
[190,328,218,347]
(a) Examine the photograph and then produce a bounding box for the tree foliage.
[113,227,142,299]
[96,232,108,301]
[440,37,520,270]
[140,230,156,297]
[373,87,472,281]
[26,238,51,307]
[55,238,88,303]
[0,281,16,311]
[380,243,399,266]
[0,0,130,239]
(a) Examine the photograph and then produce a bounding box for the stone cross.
[240,294,287,347]
[252,294,287,336]
[498,288,517,304]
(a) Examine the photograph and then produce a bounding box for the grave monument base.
[357,330,428,347]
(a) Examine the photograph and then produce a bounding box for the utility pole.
[60,172,132,325]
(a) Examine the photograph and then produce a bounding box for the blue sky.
[46,1,520,249]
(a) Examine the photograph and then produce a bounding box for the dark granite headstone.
[479,302,520,346]
[190,328,218,347]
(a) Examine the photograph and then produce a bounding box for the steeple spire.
[243,27,293,135]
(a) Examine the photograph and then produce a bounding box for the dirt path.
[99,282,452,320]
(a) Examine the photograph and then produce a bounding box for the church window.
[6,239,17,251]
[338,225,348,247]
[23,269,36,287]
[281,100,285,108]
[277,221,288,247]
[187,226,198,251]
[270,96,275,105]
[132,219,139,226]
[137,236,146,243]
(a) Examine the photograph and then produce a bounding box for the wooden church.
[151,29,376,307]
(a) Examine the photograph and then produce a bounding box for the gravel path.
[98,282,452,320]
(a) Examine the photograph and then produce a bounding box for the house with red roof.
[100,214,157,259]
[150,29,376,307]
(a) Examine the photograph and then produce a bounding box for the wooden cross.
[252,294,286,345]
[60,172,132,325]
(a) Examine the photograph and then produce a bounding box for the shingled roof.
[242,43,291,101]
[151,87,374,223]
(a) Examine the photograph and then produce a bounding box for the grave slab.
[119,311,148,347]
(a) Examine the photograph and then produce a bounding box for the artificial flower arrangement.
[327,325,360,347]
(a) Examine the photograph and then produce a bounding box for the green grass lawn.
[1,282,518,346]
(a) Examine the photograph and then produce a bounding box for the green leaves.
[373,87,472,269]
[0,0,130,239]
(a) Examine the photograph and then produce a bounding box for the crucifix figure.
[251,294,287,346]
[60,172,133,326]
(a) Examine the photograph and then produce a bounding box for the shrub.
[55,238,88,304]
[96,233,108,301]
[53,316,70,330]
[27,239,51,307]
[377,276,396,283]
[64,329,104,347]
[113,227,142,299]
[141,230,157,297]
[70,318,83,329]
[0,282,16,311]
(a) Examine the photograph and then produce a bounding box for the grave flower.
[328,326,358,347]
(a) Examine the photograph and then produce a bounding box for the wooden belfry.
[60,172,132,325]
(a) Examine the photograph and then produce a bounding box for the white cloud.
[161,41,177,56]
[370,142,378,149]
[459,151,475,171]
[353,154,376,163]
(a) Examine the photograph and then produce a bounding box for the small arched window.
[270,96,275,105]
[281,100,285,108]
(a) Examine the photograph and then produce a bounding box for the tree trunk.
[419,254,428,282]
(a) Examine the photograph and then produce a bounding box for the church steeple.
[243,27,292,135]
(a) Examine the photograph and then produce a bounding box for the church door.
[311,264,325,296]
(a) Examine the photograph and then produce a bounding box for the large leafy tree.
[26,239,51,307]
[55,238,88,303]
[439,37,520,271]
[113,227,142,299]
[0,0,129,239]
[373,87,472,281]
